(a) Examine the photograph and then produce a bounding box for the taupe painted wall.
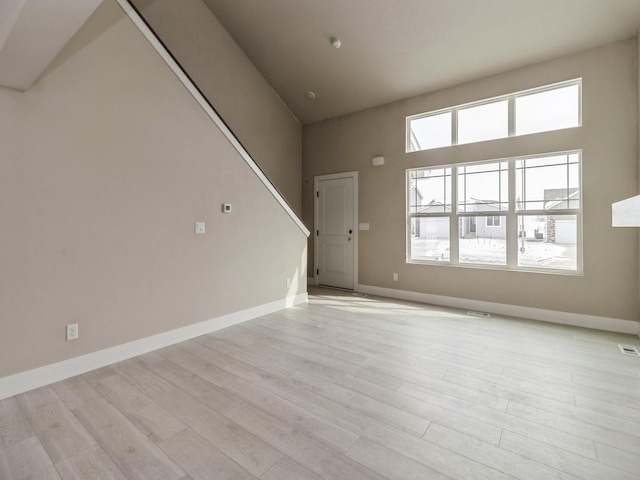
[303,39,639,322]
[131,0,303,214]
[0,0,307,378]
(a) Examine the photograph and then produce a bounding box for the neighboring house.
[411,197,507,240]
[412,189,579,245]
[459,199,507,239]
[544,188,580,244]
[411,199,450,239]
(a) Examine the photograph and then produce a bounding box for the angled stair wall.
[0,0,308,398]
[129,0,303,216]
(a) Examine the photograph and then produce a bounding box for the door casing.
[313,171,358,289]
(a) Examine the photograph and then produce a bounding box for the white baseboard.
[356,284,640,337]
[307,276,317,286]
[0,293,307,401]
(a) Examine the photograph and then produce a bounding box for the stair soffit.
[0,0,102,91]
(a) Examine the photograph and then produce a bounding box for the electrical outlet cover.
[66,323,78,341]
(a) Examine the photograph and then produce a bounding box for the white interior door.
[316,176,354,289]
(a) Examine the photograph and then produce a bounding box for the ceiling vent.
[467,311,490,318]
[618,344,640,356]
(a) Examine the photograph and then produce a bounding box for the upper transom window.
[407,79,581,152]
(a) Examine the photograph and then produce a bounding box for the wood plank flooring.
[2,286,640,479]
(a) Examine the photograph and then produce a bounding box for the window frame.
[406,150,582,275]
[406,79,582,153]
[486,216,501,227]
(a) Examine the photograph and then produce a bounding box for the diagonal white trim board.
[0,293,307,400]
[114,0,309,238]
[357,284,640,337]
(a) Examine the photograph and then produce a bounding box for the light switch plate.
[195,222,205,234]
[359,223,370,231]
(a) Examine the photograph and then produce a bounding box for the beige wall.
[131,0,303,214]
[0,0,307,378]
[303,39,639,322]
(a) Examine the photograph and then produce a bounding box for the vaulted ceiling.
[202,0,640,124]
[2,0,640,124]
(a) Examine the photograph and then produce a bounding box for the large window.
[407,80,581,152]
[407,151,581,273]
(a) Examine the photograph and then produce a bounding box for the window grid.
[457,162,508,214]
[515,154,580,212]
[407,151,581,274]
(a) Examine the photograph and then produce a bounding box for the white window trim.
[406,150,582,275]
[406,78,582,152]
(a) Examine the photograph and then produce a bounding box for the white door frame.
[313,171,358,288]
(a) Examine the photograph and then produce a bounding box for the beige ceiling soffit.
[0,0,102,91]
[612,195,640,227]
[113,0,310,237]
[0,0,26,51]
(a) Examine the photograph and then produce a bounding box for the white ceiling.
[202,0,640,124]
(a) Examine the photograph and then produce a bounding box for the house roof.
[544,188,580,210]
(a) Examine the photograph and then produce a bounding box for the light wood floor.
[2,287,640,479]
